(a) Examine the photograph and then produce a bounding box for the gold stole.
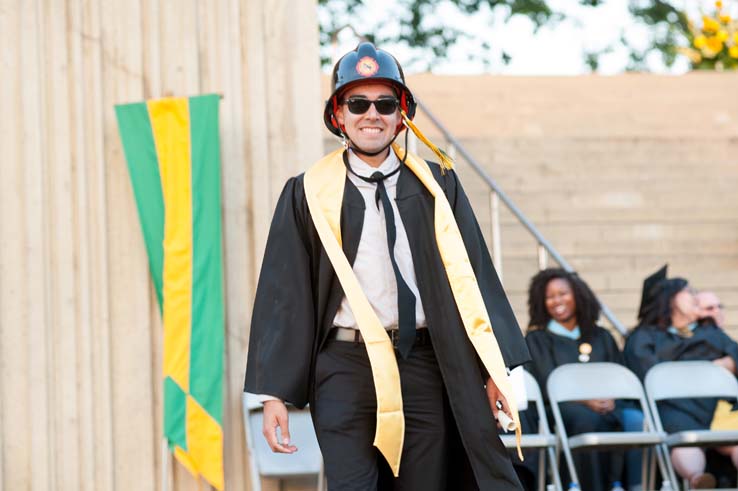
[304,145,522,476]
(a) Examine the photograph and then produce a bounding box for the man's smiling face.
[335,83,401,156]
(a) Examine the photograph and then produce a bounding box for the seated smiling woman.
[524,268,642,491]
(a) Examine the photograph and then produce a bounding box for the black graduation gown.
[523,327,627,491]
[525,326,625,396]
[623,323,738,432]
[244,161,531,489]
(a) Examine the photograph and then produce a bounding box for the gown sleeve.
[715,329,738,408]
[444,168,531,369]
[243,177,316,408]
[714,328,738,370]
[623,327,659,381]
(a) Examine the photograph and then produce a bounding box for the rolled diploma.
[497,408,517,432]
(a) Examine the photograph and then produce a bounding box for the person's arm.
[485,375,514,429]
[257,394,281,403]
[713,329,738,375]
[262,400,298,454]
[252,394,297,453]
[244,177,316,423]
[442,167,531,425]
[445,168,531,370]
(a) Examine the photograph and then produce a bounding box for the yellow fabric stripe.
[394,144,523,459]
[148,98,193,392]
[173,446,198,477]
[304,148,405,476]
[304,146,522,473]
[186,395,225,490]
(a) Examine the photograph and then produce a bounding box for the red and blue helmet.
[324,42,417,137]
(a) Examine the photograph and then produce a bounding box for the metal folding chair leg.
[537,448,546,491]
[546,446,563,491]
[318,461,326,491]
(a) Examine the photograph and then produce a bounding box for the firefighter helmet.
[323,42,417,137]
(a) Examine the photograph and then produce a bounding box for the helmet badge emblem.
[356,56,379,77]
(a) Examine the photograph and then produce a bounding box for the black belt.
[328,327,431,348]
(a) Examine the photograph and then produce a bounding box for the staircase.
[411,98,628,336]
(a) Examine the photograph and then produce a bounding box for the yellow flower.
[703,16,721,33]
[715,0,723,8]
[734,32,738,44]
[730,45,738,58]
[705,35,724,54]
[718,30,729,41]
[678,47,703,63]
[719,14,731,23]
[694,35,708,48]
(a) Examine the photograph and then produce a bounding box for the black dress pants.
[312,339,451,491]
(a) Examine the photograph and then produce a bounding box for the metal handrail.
[415,98,628,336]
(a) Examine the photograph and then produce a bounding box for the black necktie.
[365,170,416,359]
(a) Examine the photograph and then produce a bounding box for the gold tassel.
[400,110,454,174]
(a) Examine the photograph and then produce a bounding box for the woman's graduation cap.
[637,264,689,326]
[638,264,668,321]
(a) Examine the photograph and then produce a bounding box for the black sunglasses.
[342,97,400,115]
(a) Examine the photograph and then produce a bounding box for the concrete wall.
[0,1,322,490]
[399,74,738,339]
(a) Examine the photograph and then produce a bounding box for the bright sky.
[325,0,734,75]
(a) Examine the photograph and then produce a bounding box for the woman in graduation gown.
[524,268,638,491]
[624,265,738,488]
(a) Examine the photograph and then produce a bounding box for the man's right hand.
[262,400,298,453]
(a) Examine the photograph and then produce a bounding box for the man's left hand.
[485,376,513,427]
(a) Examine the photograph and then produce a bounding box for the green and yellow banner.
[115,95,225,490]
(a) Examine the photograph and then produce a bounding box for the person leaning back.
[244,42,531,490]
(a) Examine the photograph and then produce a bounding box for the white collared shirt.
[256,149,426,404]
[332,149,426,330]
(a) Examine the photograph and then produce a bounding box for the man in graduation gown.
[244,42,530,490]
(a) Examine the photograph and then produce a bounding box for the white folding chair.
[500,370,563,491]
[547,362,671,489]
[242,393,325,491]
[645,360,738,489]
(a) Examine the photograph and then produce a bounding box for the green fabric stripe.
[164,376,188,450]
[188,94,224,424]
[114,103,165,309]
